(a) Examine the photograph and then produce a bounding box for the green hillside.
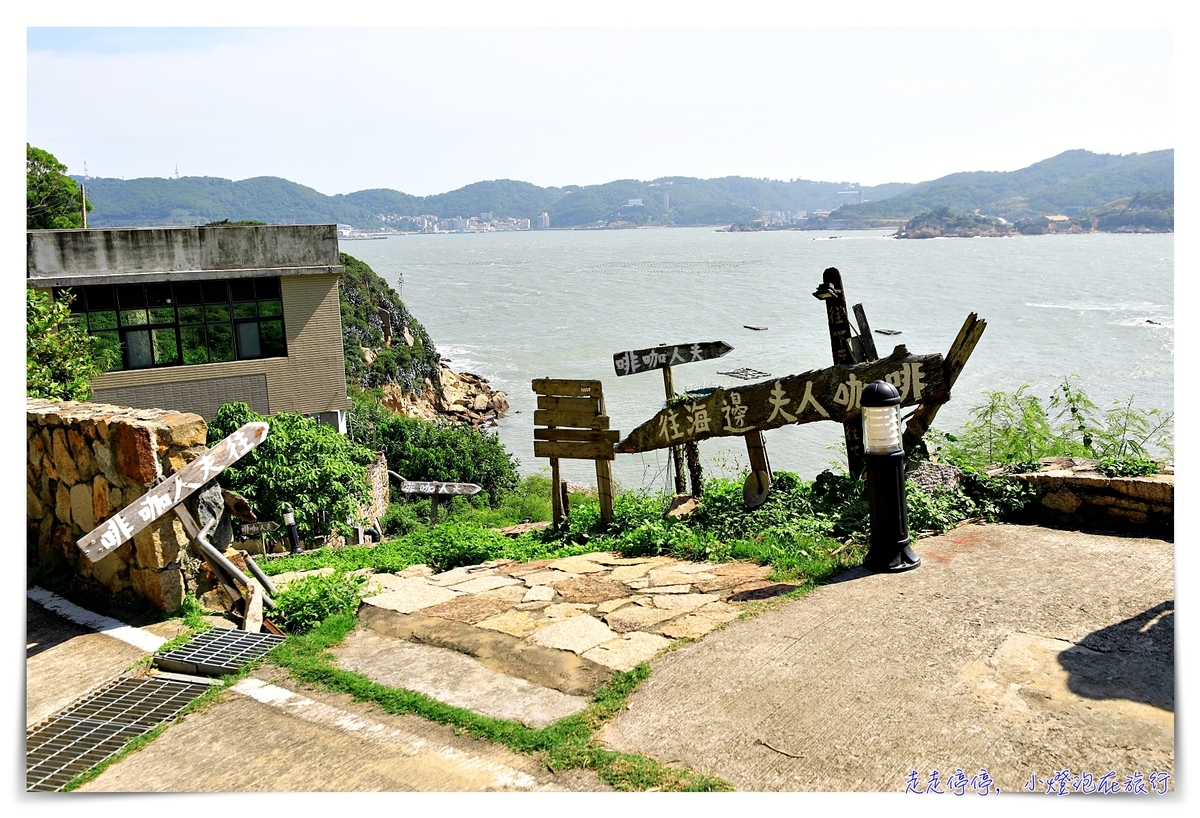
[73,148,1172,231]
[831,149,1172,225]
[76,173,911,230]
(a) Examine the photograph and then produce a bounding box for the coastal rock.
[380,363,509,431]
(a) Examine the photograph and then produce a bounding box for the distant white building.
[627,199,643,207]
[537,212,550,229]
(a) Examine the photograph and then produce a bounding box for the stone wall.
[27,399,210,611]
[363,450,389,531]
[1001,458,1173,537]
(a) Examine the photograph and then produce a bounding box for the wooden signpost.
[615,346,950,453]
[387,471,482,523]
[77,421,270,563]
[532,378,617,527]
[612,340,733,494]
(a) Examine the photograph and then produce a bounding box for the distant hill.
[73,148,1171,231]
[74,173,911,230]
[822,149,1173,228]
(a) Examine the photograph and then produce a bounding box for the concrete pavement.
[598,524,1174,792]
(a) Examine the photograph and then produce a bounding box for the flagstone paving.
[347,551,795,693]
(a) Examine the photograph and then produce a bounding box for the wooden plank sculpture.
[615,345,949,454]
[532,378,617,527]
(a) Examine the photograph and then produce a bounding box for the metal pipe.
[244,555,278,597]
[193,531,276,610]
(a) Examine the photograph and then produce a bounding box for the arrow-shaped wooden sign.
[77,421,270,563]
[613,340,733,376]
[616,345,948,454]
[398,481,483,496]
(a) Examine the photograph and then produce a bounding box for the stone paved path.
[277,552,797,696]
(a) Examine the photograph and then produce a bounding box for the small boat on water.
[744,324,768,331]
[876,329,902,335]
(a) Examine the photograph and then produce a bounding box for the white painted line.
[27,586,167,653]
[231,678,542,790]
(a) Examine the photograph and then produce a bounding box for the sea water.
[341,229,1174,492]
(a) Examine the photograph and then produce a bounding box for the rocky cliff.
[381,363,509,430]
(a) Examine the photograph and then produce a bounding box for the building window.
[57,278,287,372]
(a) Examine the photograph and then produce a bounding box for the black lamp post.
[860,380,921,573]
[283,505,303,555]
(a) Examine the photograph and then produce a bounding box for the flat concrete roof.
[27,224,343,288]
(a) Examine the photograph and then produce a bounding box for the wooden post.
[429,492,439,524]
[662,364,687,494]
[904,312,987,453]
[596,459,614,527]
[596,391,614,526]
[550,457,563,527]
[815,267,866,476]
[684,442,703,497]
[852,303,880,361]
[745,430,770,475]
[560,479,571,518]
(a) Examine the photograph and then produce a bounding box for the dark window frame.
[57,278,287,372]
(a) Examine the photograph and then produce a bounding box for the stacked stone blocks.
[27,398,209,611]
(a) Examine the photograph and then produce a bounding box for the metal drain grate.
[153,628,286,676]
[27,676,207,791]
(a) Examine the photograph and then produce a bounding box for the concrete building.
[27,223,351,432]
[537,212,550,229]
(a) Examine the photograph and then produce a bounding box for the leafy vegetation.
[207,402,376,540]
[272,572,368,634]
[348,390,520,506]
[896,207,1015,238]
[932,376,1172,473]
[27,143,90,229]
[258,466,1027,587]
[26,289,115,401]
[338,253,441,393]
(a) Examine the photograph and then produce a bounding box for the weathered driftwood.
[616,345,948,454]
[77,421,269,563]
[904,312,987,450]
[852,303,880,361]
[813,267,869,474]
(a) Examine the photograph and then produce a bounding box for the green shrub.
[207,402,375,539]
[1096,455,1161,477]
[939,377,1172,470]
[273,572,368,634]
[380,502,422,537]
[27,289,116,401]
[349,391,519,507]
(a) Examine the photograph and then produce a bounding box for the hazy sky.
[26,25,1174,196]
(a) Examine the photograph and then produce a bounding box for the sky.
[23,22,1176,196]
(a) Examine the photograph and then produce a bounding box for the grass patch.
[269,613,732,791]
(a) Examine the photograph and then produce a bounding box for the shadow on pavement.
[26,599,91,661]
[1057,600,1174,712]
